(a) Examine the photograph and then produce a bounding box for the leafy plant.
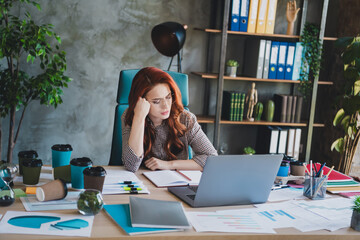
[353,196,360,213]
[243,146,256,155]
[226,59,239,67]
[298,23,323,98]
[0,0,71,163]
[331,36,360,174]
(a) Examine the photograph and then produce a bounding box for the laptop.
[168,154,283,207]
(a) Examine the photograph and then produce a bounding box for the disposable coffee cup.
[290,161,305,176]
[83,167,107,192]
[18,150,38,175]
[53,165,72,183]
[277,161,290,177]
[51,144,73,168]
[22,159,43,185]
[70,157,92,189]
[36,179,68,201]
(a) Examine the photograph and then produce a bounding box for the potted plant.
[0,0,71,163]
[226,59,239,77]
[351,196,360,231]
[298,23,323,99]
[243,146,256,155]
[331,36,360,174]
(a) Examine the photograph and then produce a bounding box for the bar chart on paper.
[186,212,275,233]
[258,210,296,222]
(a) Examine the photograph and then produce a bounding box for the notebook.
[168,154,283,207]
[143,170,202,187]
[129,196,191,229]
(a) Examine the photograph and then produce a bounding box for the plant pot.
[351,210,360,231]
[226,66,237,77]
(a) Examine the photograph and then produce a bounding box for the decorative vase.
[351,210,360,231]
[265,100,275,122]
[254,102,263,121]
[77,189,104,216]
[226,66,237,77]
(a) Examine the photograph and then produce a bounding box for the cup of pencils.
[303,175,327,200]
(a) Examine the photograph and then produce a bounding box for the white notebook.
[129,196,191,229]
[143,170,202,187]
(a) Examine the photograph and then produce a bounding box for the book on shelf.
[295,96,303,123]
[276,42,288,80]
[239,0,250,32]
[255,0,268,34]
[286,95,293,123]
[129,197,191,229]
[265,0,278,34]
[291,95,297,123]
[229,0,241,31]
[234,92,241,121]
[247,0,259,33]
[243,39,266,79]
[103,204,181,235]
[143,170,202,187]
[239,93,246,121]
[273,94,287,123]
[256,126,279,154]
[222,91,237,121]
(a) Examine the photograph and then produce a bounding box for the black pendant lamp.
[151,22,187,72]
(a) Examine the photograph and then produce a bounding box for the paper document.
[143,170,201,187]
[0,211,94,237]
[20,191,80,211]
[186,211,275,233]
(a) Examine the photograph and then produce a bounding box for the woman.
[122,67,217,172]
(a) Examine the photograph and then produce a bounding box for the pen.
[272,185,290,190]
[120,181,138,184]
[304,163,311,175]
[316,162,326,177]
[123,187,142,191]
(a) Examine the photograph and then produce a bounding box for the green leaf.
[333,109,345,126]
[355,80,360,96]
[340,115,350,131]
[26,54,32,62]
[331,138,344,152]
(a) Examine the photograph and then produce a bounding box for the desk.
[1,166,360,240]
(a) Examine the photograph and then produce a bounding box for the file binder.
[239,0,250,32]
[292,42,303,80]
[293,128,302,160]
[265,0,277,34]
[262,40,272,79]
[243,39,266,78]
[285,42,296,80]
[286,128,296,157]
[229,0,241,31]
[268,41,279,79]
[255,0,268,34]
[277,127,288,154]
[276,42,288,80]
[247,0,259,33]
[256,126,279,154]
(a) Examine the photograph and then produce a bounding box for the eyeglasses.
[147,92,173,105]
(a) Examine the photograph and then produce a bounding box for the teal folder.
[103,204,181,235]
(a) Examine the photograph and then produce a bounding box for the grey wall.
[1,0,211,165]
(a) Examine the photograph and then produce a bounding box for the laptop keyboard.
[186,185,198,200]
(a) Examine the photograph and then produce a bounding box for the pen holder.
[303,176,327,200]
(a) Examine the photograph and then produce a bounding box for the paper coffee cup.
[36,179,68,202]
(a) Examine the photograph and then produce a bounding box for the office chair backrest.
[109,69,189,166]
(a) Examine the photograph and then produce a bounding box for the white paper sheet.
[20,191,80,211]
[0,211,94,237]
[186,211,276,233]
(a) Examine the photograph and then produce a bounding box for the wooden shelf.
[194,28,338,41]
[196,115,325,127]
[191,72,333,85]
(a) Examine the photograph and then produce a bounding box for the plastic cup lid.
[290,161,305,166]
[22,159,43,167]
[51,144,73,151]
[83,166,107,177]
[70,157,92,166]
[18,150,38,158]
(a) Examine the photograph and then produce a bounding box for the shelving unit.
[194,0,334,161]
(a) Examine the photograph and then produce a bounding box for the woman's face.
[145,83,172,126]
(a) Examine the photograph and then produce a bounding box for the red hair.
[125,67,187,160]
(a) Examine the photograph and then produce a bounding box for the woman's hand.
[133,97,150,120]
[144,157,171,171]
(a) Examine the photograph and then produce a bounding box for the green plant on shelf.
[243,146,256,155]
[226,59,239,67]
[298,23,323,99]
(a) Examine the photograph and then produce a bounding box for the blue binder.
[276,42,288,80]
[268,41,280,79]
[239,0,250,32]
[229,0,241,31]
[292,42,304,80]
[285,42,296,80]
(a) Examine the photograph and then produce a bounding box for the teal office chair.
[109,69,190,166]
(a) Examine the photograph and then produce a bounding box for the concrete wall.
[1,0,211,165]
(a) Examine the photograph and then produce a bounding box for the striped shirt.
[122,109,218,172]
